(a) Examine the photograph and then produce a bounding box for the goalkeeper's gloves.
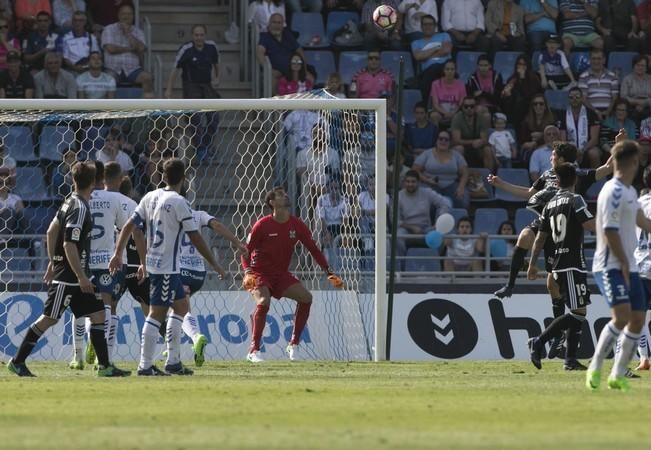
[242,272,258,291]
[326,268,345,289]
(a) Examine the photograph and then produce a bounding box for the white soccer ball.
[373,5,398,31]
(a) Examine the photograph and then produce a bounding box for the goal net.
[0,95,388,363]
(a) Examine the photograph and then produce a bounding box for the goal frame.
[0,98,389,362]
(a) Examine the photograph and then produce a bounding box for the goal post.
[0,97,389,362]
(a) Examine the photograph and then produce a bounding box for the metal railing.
[142,16,152,74]
[153,53,163,98]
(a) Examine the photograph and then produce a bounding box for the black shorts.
[553,270,591,310]
[526,219,555,272]
[123,266,150,305]
[44,282,104,320]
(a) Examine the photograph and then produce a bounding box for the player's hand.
[487,174,500,186]
[527,265,538,280]
[108,254,122,276]
[327,273,345,289]
[242,272,258,290]
[78,276,94,294]
[43,262,54,285]
[137,264,147,284]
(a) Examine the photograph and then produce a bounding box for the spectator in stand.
[489,112,517,168]
[0,18,20,72]
[405,101,437,166]
[0,166,25,235]
[86,0,132,28]
[360,0,402,49]
[639,0,651,54]
[559,85,601,167]
[396,169,450,256]
[33,52,77,98]
[0,51,34,98]
[596,0,643,53]
[0,1,11,23]
[317,177,350,267]
[429,59,465,127]
[23,11,59,73]
[411,15,452,101]
[284,109,319,154]
[358,174,376,241]
[451,97,497,172]
[519,93,557,162]
[485,0,526,54]
[538,34,576,90]
[600,99,637,151]
[443,217,487,272]
[577,48,619,121]
[620,54,651,121]
[465,54,504,118]
[559,0,602,55]
[0,142,17,177]
[102,4,153,98]
[412,129,470,208]
[641,117,651,139]
[529,124,561,181]
[441,0,489,52]
[95,127,134,175]
[76,51,116,99]
[285,0,320,16]
[323,0,364,16]
[501,54,543,132]
[350,49,394,98]
[633,136,651,192]
[492,220,516,271]
[278,52,314,95]
[52,148,77,198]
[256,13,302,95]
[325,72,346,98]
[57,11,100,75]
[52,0,85,32]
[15,0,51,30]
[520,0,559,51]
[399,0,439,43]
[248,0,286,33]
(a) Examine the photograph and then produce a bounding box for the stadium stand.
[1,125,36,162]
[304,51,336,86]
[474,208,509,234]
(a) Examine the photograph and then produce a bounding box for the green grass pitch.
[1,360,649,450]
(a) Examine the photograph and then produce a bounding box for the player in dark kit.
[7,162,129,377]
[242,186,344,363]
[526,163,596,371]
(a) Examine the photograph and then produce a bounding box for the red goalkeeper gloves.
[242,272,258,291]
[327,273,345,289]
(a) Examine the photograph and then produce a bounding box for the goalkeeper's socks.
[72,315,86,361]
[14,324,43,364]
[612,328,641,379]
[139,317,161,370]
[551,297,565,319]
[107,314,119,362]
[589,321,622,372]
[290,302,312,345]
[89,323,110,367]
[165,314,183,366]
[250,304,270,352]
[182,312,201,343]
[507,246,527,288]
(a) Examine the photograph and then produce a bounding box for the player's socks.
[107,314,118,362]
[182,312,201,343]
[72,316,86,362]
[165,314,184,366]
[638,331,649,361]
[250,304,270,352]
[290,302,311,345]
[507,246,527,288]
[537,313,582,346]
[139,317,161,370]
[551,297,565,318]
[565,314,586,360]
[612,328,641,379]
[589,321,622,371]
[13,324,43,364]
[103,305,112,345]
[88,323,110,367]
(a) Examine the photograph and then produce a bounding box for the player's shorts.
[181,269,206,296]
[44,282,104,320]
[526,218,555,272]
[122,265,150,305]
[593,270,647,312]
[642,277,651,308]
[91,269,122,297]
[149,273,186,306]
[553,270,591,310]
[249,271,301,299]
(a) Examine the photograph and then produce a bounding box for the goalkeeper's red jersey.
[241,215,329,274]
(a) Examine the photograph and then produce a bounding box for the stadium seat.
[381,51,415,81]
[448,208,468,227]
[569,51,590,76]
[338,51,368,84]
[544,89,569,113]
[115,87,143,99]
[474,208,508,234]
[495,168,530,202]
[514,208,537,233]
[493,52,521,82]
[0,125,36,161]
[15,166,50,201]
[38,125,76,161]
[303,50,336,86]
[80,125,108,159]
[585,178,607,202]
[531,51,541,72]
[608,51,637,79]
[404,247,440,272]
[402,89,422,123]
[456,51,482,83]
[470,168,495,203]
[326,11,360,42]
[23,206,57,235]
[291,13,328,48]
[0,247,31,272]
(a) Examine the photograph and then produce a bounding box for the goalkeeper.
[242,186,344,363]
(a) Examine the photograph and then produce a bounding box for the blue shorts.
[149,273,186,306]
[92,269,122,298]
[593,270,647,312]
[181,269,206,296]
[643,278,651,308]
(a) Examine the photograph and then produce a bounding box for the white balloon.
[435,213,455,234]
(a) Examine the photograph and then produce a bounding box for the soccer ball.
[372,5,398,31]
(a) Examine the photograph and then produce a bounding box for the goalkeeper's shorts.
[249,271,301,299]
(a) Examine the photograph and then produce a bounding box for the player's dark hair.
[119,176,133,196]
[611,140,639,166]
[404,169,420,181]
[163,158,185,187]
[104,161,122,181]
[72,161,96,190]
[554,142,577,163]
[94,160,104,184]
[555,162,577,188]
[265,186,285,209]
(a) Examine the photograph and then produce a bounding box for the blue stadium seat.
[291,12,328,48]
[0,125,36,161]
[115,87,143,99]
[0,247,31,272]
[304,50,336,86]
[23,206,57,235]
[585,178,607,202]
[326,11,360,42]
[456,51,482,83]
[569,51,590,75]
[80,125,108,159]
[608,51,637,79]
[402,89,422,123]
[493,51,521,82]
[531,51,541,72]
[514,208,537,233]
[448,208,468,227]
[544,89,569,112]
[404,247,440,272]
[474,208,508,234]
[495,168,530,202]
[470,168,495,203]
[15,166,50,201]
[338,51,368,84]
[39,125,76,161]
[584,247,595,266]
[381,51,415,81]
